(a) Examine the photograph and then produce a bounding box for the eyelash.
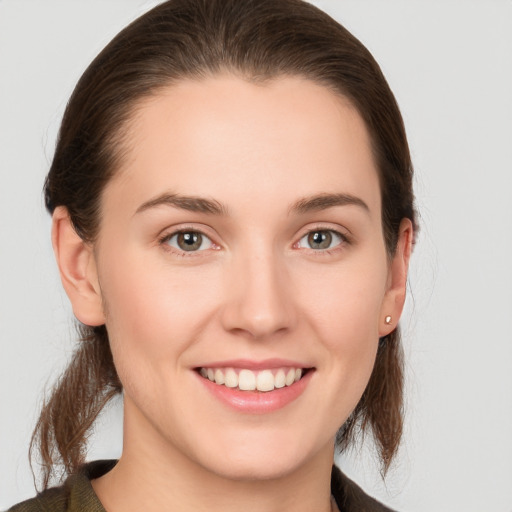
[294,227,350,255]
[158,227,218,256]
[158,226,351,256]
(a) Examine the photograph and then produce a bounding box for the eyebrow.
[135,193,228,215]
[135,191,369,217]
[290,193,370,215]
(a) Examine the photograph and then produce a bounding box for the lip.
[195,358,310,371]
[194,360,314,414]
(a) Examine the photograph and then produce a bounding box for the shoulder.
[8,486,68,512]
[7,460,115,512]
[331,465,397,512]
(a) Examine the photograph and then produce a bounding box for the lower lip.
[196,370,314,414]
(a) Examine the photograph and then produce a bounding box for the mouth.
[196,366,311,393]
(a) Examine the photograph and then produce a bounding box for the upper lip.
[194,358,312,370]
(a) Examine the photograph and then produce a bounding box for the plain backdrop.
[1,1,511,510]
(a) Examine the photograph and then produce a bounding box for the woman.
[9,0,415,510]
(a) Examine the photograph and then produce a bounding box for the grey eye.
[166,231,213,252]
[298,230,343,250]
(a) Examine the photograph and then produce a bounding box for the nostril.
[219,264,296,338]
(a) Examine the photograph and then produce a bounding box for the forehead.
[105,75,381,217]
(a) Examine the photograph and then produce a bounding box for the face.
[76,76,408,481]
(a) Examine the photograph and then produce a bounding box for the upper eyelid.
[160,229,213,242]
[158,223,217,240]
[300,228,346,238]
[296,229,346,245]
[156,222,352,247]
[158,229,219,256]
[157,225,219,250]
[292,224,353,253]
[295,223,352,240]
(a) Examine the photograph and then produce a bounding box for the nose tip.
[231,305,290,340]
[220,255,295,340]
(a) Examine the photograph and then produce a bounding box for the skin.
[52,76,412,512]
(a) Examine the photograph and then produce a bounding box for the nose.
[220,249,296,340]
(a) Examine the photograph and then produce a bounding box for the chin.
[189,427,331,483]
[202,453,305,482]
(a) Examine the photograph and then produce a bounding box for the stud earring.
[385,315,392,325]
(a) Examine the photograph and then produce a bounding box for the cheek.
[294,255,388,397]
[98,252,221,378]
[298,256,388,342]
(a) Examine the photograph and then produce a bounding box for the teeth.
[225,368,238,388]
[256,370,274,392]
[285,368,296,386]
[214,369,225,385]
[274,369,286,388]
[239,369,256,391]
[199,366,305,392]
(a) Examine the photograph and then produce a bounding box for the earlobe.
[52,206,105,326]
[379,218,413,337]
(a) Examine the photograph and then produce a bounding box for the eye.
[163,230,214,252]
[297,229,344,250]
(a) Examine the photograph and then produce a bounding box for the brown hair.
[34,0,416,489]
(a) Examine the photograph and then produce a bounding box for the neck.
[92,401,335,512]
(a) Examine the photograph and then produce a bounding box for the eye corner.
[294,227,351,253]
[158,227,219,255]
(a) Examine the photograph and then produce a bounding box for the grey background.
[1,1,511,510]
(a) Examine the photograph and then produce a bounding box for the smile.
[198,367,305,392]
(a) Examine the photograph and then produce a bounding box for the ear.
[379,218,414,337]
[52,206,105,326]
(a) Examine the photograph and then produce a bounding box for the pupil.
[308,231,331,249]
[178,232,202,251]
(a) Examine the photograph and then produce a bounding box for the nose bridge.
[221,242,295,339]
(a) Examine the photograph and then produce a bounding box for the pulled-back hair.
[33,0,416,489]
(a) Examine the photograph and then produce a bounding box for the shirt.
[9,460,395,512]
